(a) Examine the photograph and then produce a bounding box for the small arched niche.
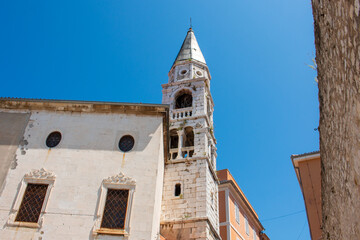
[175,90,193,109]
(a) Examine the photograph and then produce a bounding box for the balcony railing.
[169,146,194,160]
[182,146,194,158]
[171,108,193,120]
[169,148,179,160]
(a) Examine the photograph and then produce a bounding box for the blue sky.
[0,0,318,239]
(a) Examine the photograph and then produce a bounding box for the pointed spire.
[173,28,206,66]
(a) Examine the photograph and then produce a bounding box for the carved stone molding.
[7,168,55,229]
[93,172,136,237]
[24,168,55,180]
[103,172,136,185]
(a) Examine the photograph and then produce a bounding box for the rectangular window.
[101,189,129,229]
[235,201,240,224]
[15,184,48,223]
[253,229,257,240]
[245,216,249,235]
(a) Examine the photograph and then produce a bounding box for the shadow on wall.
[0,112,30,194]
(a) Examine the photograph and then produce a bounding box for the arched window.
[170,129,179,159]
[182,127,194,158]
[175,93,192,109]
[170,129,178,149]
[184,127,194,147]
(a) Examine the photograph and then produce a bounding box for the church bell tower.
[160,28,220,240]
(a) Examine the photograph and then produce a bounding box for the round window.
[46,131,62,148]
[196,70,203,77]
[180,69,188,75]
[118,135,135,152]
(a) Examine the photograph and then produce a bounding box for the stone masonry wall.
[161,60,219,239]
[161,159,208,221]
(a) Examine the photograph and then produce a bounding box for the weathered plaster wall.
[0,112,30,195]
[0,110,164,240]
[312,0,360,238]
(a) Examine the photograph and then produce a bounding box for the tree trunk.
[311,0,360,239]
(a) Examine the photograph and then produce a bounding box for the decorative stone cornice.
[103,172,136,185]
[24,168,55,180]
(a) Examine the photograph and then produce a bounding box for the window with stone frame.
[235,201,240,224]
[174,183,181,197]
[245,215,249,235]
[7,168,55,228]
[15,183,48,223]
[93,172,136,236]
[101,189,129,229]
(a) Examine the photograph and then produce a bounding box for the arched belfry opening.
[182,127,194,158]
[184,127,194,147]
[175,90,192,109]
[170,129,179,149]
[170,129,179,159]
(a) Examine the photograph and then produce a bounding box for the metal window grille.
[101,189,129,229]
[118,135,135,152]
[46,131,62,148]
[15,184,48,223]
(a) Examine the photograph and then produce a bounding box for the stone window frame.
[92,172,136,237]
[7,168,55,228]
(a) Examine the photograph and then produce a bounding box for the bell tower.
[160,28,220,240]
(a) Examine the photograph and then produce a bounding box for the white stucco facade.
[0,102,168,240]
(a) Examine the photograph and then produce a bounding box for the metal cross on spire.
[190,17,192,29]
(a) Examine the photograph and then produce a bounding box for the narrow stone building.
[160,27,220,240]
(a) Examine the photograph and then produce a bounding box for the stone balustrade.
[171,108,193,120]
[169,146,194,160]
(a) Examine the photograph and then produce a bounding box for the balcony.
[169,146,194,160]
[171,108,193,120]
